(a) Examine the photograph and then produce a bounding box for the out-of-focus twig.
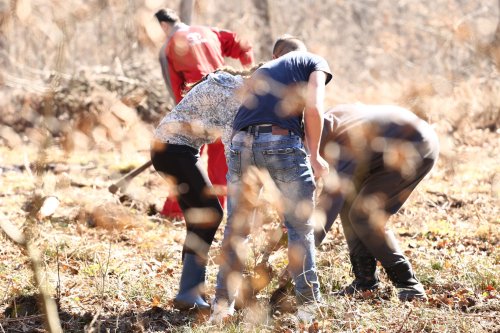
[100,241,112,302]
[0,216,63,333]
[0,30,66,329]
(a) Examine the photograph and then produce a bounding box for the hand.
[310,155,329,178]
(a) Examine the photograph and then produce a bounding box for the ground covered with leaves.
[1,0,499,331]
[0,110,498,332]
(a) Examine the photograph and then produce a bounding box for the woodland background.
[0,0,499,332]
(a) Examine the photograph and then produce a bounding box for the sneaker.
[209,298,235,324]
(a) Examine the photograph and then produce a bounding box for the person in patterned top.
[151,66,259,311]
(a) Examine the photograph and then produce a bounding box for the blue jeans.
[215,130,320,305]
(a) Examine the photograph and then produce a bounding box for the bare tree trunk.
[0,0,10,67]
[0,0,9,30]
[180,0,194,25]
[250,0,274,60]
[487,0,500,69]
[494,0,500,46]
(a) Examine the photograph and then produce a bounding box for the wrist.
[309,151,319,159]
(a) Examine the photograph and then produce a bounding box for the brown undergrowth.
[0,79,498,332]
[1,0,499,332]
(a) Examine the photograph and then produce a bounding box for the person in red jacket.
[155,8,254,219]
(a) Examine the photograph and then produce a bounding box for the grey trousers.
[316,106,439,267]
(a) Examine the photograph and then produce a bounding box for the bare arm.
[304,70,329,177]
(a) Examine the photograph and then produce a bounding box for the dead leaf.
[151,295,161,308]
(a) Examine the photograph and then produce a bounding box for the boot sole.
[398,293,427,302]
[173,299,211,312]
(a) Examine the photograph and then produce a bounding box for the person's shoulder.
[279,51,323,61]
[205,26,233,34]
[190,25,217,33]
[302,51,327,62]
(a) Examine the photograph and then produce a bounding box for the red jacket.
[164,25,254,103]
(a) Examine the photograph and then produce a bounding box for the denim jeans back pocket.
[262,147,299,182]
[227,148,241,182]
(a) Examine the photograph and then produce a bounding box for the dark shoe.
[173,253,210,311]
[384,261,427,301]
[336,254,380,296]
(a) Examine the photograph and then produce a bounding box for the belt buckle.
[248,124,271,134]
[260,125,273,133]
[263,124,276,132]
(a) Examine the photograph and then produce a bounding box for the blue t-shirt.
[232,51,333,137]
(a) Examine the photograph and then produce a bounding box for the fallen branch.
[0,314,46,323]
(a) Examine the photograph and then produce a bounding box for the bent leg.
[345,138,437,267]
[333,112,439,267]
[151,144,223,310]
[173,159,224,259]
[215,135,253,305]
[151,145,223,259]
[261,140,319,304]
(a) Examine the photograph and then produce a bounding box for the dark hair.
[154,8,180,24]
[272,35,307,57]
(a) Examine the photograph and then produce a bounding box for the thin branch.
[86,310,102,333]
[1,279,13,305]
[396,308,413,333]
[99,240,113,307]
[0,217,63,332]
[0,314,45,323]
[56,244,61,301]
[0,122,63,332]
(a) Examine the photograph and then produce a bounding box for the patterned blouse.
[154,72,244,155]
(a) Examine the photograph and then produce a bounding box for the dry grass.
[1,0,499,332]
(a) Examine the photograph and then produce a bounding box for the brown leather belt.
[241,124,292,136]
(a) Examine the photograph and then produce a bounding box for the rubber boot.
[336,254,380,296]
[384,261,427,301]
[173,253,210,310]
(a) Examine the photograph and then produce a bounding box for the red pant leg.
[206,139,228,208]
[161,197,184,219]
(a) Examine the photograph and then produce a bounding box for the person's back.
[157,7,254,103]
[233,51,332,138]
[167,25,225,93]
[324,104,435,144]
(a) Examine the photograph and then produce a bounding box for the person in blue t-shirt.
[211,36,332,324]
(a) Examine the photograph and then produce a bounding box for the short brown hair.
[272,35,307,57]
[155,8,180,24]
